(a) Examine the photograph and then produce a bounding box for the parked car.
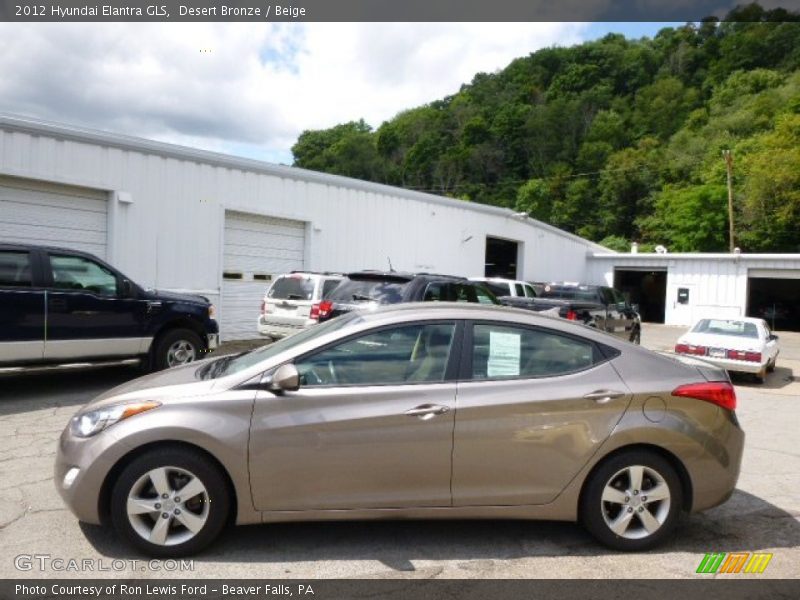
[500,282,642,344]
[0,243,218,372]
[674,317,779,383]
[468,277,538,299]
[257,271,343,339]
[56,303,743,557]
[316,271,498,321]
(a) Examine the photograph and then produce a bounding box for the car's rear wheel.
[154,328,203,370]
[630,328,641,345]
[110,447,230,557]
[766,358,776,373]
[581,450,682,551]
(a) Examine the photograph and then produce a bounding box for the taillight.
[309,303,320,321]
[672,381,736,411]
[675,343,707,356]
[565,309,578,321]
[727,349,762,362]
[317,300,333,319]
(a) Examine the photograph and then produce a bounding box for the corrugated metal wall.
[0,123,599,317]
[588,255,800,326]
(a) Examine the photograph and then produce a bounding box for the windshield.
[327,279,409,304]
[691,319,759,338]
[267,275,315,301]
[202,312,363,378]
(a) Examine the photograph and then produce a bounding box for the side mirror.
[263,363,300,393]
[769,334,779,341]
[121,279,135,298]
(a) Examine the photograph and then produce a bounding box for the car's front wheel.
[581,450,682,551]
[110,447,230,557]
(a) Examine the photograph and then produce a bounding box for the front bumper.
[54,425,128,525]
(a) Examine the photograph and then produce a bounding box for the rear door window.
[470,323,599,380]
[0,251,33,287]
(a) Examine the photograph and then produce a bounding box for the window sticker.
[487,331,521,377]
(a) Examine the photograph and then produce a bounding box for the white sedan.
[674,317,780,383]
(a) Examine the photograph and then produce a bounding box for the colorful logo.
[696,552,773,574]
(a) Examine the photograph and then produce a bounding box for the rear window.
[0,251,32,287]
[423,282,499,304]
[328,279,409,304]
[484,282,510,297]
[692,319,759,338]
[267,276,315,301]
[539,286,598,302]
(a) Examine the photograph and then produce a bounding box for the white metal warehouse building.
[0,115,606,340]
[2,115,799,338]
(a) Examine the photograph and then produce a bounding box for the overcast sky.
[0,22,673,165]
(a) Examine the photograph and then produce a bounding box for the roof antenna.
[387,256,395,272]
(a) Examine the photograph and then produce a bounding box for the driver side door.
[249,320,461,511]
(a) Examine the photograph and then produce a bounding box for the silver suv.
[257,271,343,339]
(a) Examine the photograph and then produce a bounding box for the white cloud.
[0,22,588,163]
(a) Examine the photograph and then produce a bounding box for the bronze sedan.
[55,303,743,556]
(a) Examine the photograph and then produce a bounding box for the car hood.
[82,359,218,410]
[678,332,763,352]
[143,288,209,305]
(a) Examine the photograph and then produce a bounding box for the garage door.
[0,176,108,258]
[221,211,306,340]
[747,269,800,331]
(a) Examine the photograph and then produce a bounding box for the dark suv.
[0,243,219,372]
[317,271,498,322]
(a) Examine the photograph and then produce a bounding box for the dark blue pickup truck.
[0,243,219,372]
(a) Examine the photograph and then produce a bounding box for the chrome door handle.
[405,404,450,420]
[583,390,626,404]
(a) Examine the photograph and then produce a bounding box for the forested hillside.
[291,4,800,253]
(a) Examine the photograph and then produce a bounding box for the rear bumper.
[257,316,311,338]
[692,355,766,374]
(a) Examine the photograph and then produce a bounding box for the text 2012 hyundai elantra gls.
[55,303,744,556]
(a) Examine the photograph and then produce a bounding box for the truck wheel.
[154,328,203,370]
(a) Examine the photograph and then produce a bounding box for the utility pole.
[722,149,735,252]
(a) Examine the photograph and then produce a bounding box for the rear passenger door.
[0,248,45,363]
[452,321,631,506]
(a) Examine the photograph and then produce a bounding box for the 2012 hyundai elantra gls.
[55,303,744,556]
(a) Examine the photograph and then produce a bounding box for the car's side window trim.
[459,319,609,383]
[287,319,465,388]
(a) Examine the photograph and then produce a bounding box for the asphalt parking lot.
[1,324,798,579]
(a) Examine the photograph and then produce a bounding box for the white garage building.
[3,115,799,337]
[0,115,605,340]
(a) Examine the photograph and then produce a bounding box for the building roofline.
[590,252,800,260]
[0,113,610,253]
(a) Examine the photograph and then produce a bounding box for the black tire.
[153,328,203,371]
[766,359,776,373]
[110,447,231,557]
[581,450,683,552]
[630,327,641,345]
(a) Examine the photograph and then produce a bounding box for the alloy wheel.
[126,466,209,546]
[600,465,671,540]
[166,340,197,366]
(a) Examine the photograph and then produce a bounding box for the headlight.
[70,401,160,438]
[208,304,216,319]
